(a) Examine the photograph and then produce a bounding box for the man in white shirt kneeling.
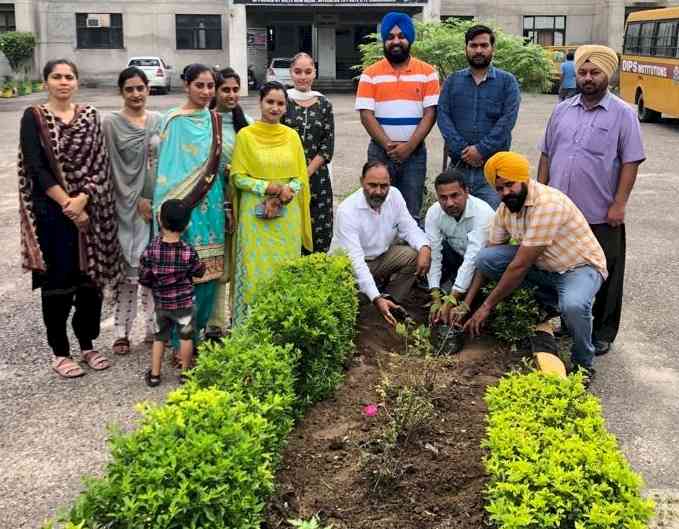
[330,160,431,326]
[427,168,495,323]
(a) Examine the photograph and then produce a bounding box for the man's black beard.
[576,80,607,101]
[502,185,528,213]
[384,43,410,64]
[466,53,492,70]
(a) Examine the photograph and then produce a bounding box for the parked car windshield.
[129,59,160,67]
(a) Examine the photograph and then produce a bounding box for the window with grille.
[176,15,222,50]
[0,4,16,33]
[76,13,124,49]
[623,22,642,54]
[654,20,677,57]
[523,16,566,46]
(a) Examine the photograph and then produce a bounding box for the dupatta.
[154,107,224,283]
[18,104,124,287]
[229,121,312,251]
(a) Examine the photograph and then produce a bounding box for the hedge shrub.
[243,252,358,409]
[54,254,358,529]
[188,329,298,450]
[68,387,275,529]
[484,372,654,529]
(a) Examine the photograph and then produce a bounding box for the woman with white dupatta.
[282,52,335,253]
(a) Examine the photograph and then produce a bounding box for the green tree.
[355,20,552,92]
[0,32,37,74]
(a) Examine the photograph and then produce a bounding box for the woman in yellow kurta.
[230,81,312,325]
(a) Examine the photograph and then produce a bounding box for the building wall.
[33,0,231,86]
[438,0,649,51]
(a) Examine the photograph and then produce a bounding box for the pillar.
[422,0,441,23]
[227,1,248,96]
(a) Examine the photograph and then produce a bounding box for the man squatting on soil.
[329,160,432,326]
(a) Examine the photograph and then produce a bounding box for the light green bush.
[484,372,654,528]
[243,253,358,409]
[189,329,298,449]
[67,387,275,529]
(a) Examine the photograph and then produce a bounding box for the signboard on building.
[236,0,422,4]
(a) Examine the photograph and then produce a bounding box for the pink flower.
[362,404,379,417]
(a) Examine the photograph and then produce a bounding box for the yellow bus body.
[621,7,679,120]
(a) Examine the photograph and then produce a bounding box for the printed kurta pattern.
[283,97,335,252]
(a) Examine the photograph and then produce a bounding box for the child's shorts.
[153,307,195,342]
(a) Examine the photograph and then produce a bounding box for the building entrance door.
[316,26,336,79]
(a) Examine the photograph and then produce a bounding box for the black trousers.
[590,223,626,344]
[440,240,464,290]
[41,285,103,357]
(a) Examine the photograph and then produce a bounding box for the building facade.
[0,0,670,92]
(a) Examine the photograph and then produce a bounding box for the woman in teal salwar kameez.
[153,64,224,340]
[203,67,253,339]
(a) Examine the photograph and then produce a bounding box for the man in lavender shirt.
[538,45,645,356]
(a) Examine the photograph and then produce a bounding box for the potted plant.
[18,78,32,95]
[1,77,17,98]
[0,31,37,96]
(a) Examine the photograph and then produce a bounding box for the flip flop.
[112,337,130,355]
[82,350,112,371]
[53,357,85,379]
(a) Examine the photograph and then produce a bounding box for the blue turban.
[381,11,415,44]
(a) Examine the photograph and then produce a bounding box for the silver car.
[266,58,293,87]
[127,56,172,94]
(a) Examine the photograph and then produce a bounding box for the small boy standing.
[139,199,205,386]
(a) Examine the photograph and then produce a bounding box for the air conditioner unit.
[86,14,111,28]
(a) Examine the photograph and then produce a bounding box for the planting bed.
[266,292,519,529]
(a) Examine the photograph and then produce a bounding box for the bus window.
[624,22,641,54]
[639,22,656,55]
[655,20,677,56]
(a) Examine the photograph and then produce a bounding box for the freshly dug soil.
[265,292,519,529]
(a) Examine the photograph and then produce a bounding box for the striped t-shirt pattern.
[355,57,440,142]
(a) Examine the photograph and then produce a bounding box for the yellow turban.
[484,152,530,187]
[575,45,618,79]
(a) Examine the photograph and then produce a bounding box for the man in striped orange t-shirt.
[355,11,439,222]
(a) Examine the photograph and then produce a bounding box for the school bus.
[620,7,679,121]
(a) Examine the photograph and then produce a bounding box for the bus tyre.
[637,96,660,123]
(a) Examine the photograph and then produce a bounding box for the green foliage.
[243,253,358,410]
[482,281,541,344]
[67,387,275,529]
[57,254,358,529]
[356,20,552,92]
[484,372,655,528]
[395,317,433,357]
[0,32,37,72]
[189,329,298,449]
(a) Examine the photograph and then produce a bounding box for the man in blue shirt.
[559,51,577,101]
[437,25,520,209]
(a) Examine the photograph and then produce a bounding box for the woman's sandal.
[82,350,112,371]
[112,337,130,355]
[145,369,161,387]
[53,357,85,379]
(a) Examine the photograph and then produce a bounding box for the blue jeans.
[459,164,500,210]
[476,245,603,369]
[367,140,427,221]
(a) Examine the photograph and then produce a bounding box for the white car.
[127,56,172,94]
[266,58,293,86]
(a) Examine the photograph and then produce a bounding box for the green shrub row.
[483,372,654,529]
[58,253,358,529]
